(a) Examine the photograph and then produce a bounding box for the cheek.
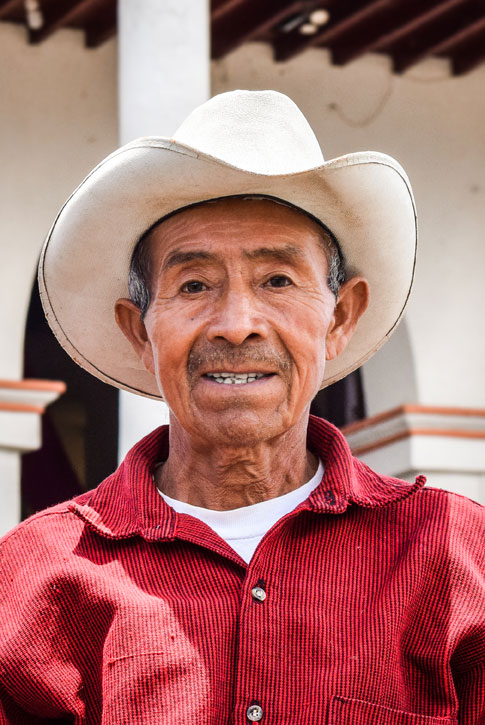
[144,310,198,386]
[273,295,333,387]
[276,291,334,345]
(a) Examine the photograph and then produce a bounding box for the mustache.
[187,343,291,377]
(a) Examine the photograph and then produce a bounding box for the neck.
[155,413,318,510]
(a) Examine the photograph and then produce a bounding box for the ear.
[114,298,155,374]
[325,277,370,361]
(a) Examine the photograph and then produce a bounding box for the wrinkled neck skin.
[155,411,318,510]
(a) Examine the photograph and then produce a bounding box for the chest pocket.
[329,696,458,725]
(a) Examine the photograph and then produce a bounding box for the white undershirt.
[158,459,324,564]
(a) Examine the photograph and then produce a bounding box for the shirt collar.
[69,415,426,540]
[304,416,425,513]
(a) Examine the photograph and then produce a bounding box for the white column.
[118,0,210,141]
[0,380,65,536]
[117,0,210,459]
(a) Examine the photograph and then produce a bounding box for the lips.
[187,343,291,388]
[204,372,272,385]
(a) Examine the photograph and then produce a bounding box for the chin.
[198,409,290,447]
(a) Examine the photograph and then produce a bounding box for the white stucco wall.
[0,23,118,380]
[212,45,485,414]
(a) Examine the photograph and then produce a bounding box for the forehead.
[145,197,327,259]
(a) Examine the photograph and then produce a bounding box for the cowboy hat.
[39,90,417,400]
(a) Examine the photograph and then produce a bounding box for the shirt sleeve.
[0,685,74,724]
[0,514,86,722]
[454,664,485,724]
[448,494,485,724]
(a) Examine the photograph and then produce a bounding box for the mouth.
[203,372,275,385]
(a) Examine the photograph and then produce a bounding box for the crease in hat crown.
[172,90,325,175]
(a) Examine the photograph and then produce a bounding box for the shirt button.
[251,586,266,602]
[247,704,263,721]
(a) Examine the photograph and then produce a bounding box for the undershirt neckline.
[157,459,324,563]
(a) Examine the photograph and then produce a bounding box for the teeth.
[206,372,267,384]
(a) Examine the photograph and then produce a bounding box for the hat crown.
[172,90,325,175]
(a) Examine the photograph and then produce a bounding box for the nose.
[206,287,270,345]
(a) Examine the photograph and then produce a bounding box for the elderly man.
[0,91,483,724]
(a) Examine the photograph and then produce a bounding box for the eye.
[265,275,292,288]
[181,280,207,294]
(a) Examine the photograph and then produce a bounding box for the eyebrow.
[163,250,217,271]
[243,245,305,262]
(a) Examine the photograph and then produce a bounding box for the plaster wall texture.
[212,44,485,416]
[119,0,210,141]
[0,23,118,380]
[0,451,21,533]
[0,411,39,532]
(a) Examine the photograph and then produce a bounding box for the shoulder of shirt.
[396,479,484,518]
[0,489,94,550]
[419,484,485,530]
[417,484,485,515]
[419,484,484,508]
[351,454,484,535]
[394,483,485,550]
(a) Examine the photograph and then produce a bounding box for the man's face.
[117,198,368,445]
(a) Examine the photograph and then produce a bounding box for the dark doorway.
[310,370,365,429]
[22,278,119,520]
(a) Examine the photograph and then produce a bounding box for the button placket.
[234,578,269,723]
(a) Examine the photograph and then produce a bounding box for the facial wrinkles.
[148,202,331,298]
[146,200,334,404]
[155,214,319,267]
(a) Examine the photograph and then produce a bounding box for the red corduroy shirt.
[0,416,484,724]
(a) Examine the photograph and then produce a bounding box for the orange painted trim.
[0,379,66,394]
[352,428,485,457]
[0,402,45,414]
[342,404,485,435]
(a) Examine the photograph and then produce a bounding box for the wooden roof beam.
[212,0,247,23]
[0,0,21,21]
[452,31,485,74]
[331,0,471,65]
[28,0,102,44]
[273,0,393,63]
[84,3,116,48]
[393,15,485,73]
[363,0,471,51]
[212,0,305,59]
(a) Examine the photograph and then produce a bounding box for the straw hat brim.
[38,138,417,400]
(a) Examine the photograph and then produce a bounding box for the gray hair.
[128,199,346,318]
